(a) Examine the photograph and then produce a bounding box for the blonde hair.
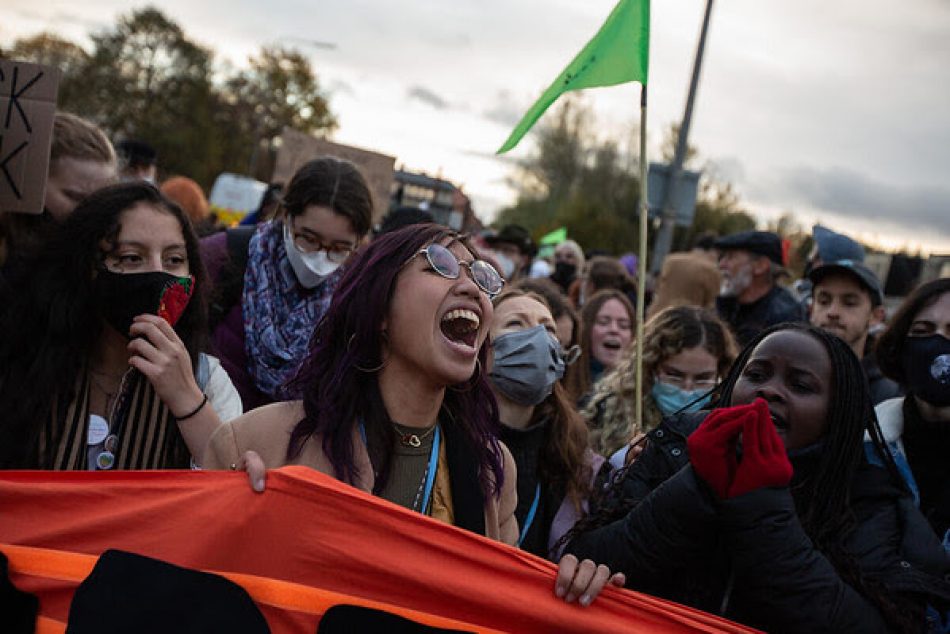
[583,306,737,456]
[555,240,585,269]
[50,112,116,168]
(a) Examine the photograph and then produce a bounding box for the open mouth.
[440,308,480,349]
[769,410,789,432]
[602,339,623,352]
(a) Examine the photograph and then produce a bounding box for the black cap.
[485,224,535,255]
[116,139,157,167]
[714,230,783,266]
[808,259,883,306]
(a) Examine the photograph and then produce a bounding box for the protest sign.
[0,58,61,214]
[274,128,395,224]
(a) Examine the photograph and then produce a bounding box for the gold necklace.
[392,422,437,448]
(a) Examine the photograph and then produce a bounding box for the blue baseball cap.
[809,259,883,306]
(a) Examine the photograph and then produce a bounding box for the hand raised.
[687,403,754,498]
[728,398,792,498]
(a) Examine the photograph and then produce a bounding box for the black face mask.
[95,270,195,338]
[551,261,577,286]
[901,335,950,407]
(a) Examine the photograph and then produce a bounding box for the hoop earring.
[348,333,389,373]
[449,358,482,393]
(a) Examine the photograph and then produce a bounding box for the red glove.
[728,398,793,497]
[687,402,752,498]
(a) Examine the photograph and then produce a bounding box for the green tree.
[660,122,757,250]
[221,46,337,180]
[659,122,700,167]
[76,7,226,185]
[5,33,90,109]
[496,97,645,255]
[2,7,338,190]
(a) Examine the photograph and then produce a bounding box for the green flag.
[539,227,568,245]
[497,0,650,154]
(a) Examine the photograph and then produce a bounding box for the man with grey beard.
[714,230,805,346]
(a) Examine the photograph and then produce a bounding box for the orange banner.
[0,467,757,633]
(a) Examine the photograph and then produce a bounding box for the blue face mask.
[651,380,712,417]
[490,325,566,406]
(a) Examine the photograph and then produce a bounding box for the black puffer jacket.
[568,413,950,633]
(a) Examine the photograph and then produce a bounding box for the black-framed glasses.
[411,243,504,297]
[285,219,355,264]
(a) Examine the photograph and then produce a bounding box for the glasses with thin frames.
[286,219,355,264]
[656,366,718,391]
[409,243,504,297]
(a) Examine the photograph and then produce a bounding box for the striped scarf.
[39,371,189,470]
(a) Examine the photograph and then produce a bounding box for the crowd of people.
[1,110,949,632]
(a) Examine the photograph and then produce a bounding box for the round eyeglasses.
[410,243,504,297]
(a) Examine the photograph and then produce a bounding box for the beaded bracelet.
[176,394,208,421]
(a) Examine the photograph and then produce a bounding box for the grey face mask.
[489,325,566,406]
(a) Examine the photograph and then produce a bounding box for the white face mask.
[495,253,516,280]
[283,223,341,289]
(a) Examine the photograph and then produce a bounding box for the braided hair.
[566,322,922,631]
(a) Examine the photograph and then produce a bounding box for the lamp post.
[650,0,715,274]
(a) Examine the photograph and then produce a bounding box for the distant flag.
[539,227,568,246]
[497,0,650,154]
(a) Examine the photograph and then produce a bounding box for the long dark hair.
[286,224,505,497]
[0,182,208,468]
[492,288,591,508]
[567,323,920,631]
[876,277,950,386]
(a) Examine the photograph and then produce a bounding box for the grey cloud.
[703,157,747,187]
[327,78,355,97]
[762,166,950,236]
[11,8,105,31]
[408,85,449,110]
[482,91,524,128]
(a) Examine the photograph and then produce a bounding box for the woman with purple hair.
[204,224,518,543]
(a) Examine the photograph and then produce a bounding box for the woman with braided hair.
[555,323,950,633]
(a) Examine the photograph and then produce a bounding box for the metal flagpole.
[635,83,649,433]
[649,0,714,275]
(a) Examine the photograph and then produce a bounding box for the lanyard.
[420,426,440,515]
[517,484,542,547]
[358,420,441,516]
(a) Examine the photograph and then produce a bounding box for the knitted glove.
[727,398,793,498]
[687,403,751,498]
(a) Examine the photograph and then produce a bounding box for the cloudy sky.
[5,0,950,253]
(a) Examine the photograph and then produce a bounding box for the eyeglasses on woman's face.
[287,218,356,264]
[656,364,718,391]
[408,242,504,298]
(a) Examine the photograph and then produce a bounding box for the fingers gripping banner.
[0,467,756,633]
